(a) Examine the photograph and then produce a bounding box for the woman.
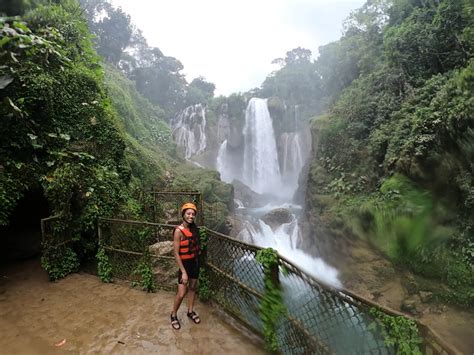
[170,202,201,330]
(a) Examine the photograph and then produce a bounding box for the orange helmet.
[181,202,197,214]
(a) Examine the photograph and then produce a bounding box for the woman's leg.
[170,283,187,329]
[186,278,198,312]
[172,283,187,315]
[186,278,200,323]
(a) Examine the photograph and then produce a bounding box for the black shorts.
[178,258,200,283]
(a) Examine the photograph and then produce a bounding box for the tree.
[183,76,216,106]
[131,54,187,115]
[284,47,312,66]
[78,0,132,64]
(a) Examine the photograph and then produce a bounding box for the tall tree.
[78,0,132,64]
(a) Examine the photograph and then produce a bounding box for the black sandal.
[187,310,200,324]
[170,314,180,330]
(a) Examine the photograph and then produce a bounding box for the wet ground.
[0,259,265,354]
[342,242,474,355]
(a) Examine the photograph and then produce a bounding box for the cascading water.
[171,104,207,159]
[242,98,282,194]
[215,97,340,287]
[236,203,341,287]
[216,140,232,183]
[280,132,304,194]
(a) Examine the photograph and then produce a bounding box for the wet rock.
[419,291,433,303]
[227,215,246,238]
[370,291,383,301]
[260,208,293,231]
[217,105,243,149]
[149,242,176,287]
[401,296,420,315]
[430,304,447,314]
[149,241,173,256]
[232,179,266,207]
[152,257,176,287]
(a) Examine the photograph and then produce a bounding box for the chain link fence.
[96,216,457,354]
[145,191,228,232]
[40,214,80,280]
[147,191,203,226]
[98,218,177,290]
[41,214,71,247]
[204,229,458,355]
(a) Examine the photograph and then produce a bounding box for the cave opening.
[0,188,51,264]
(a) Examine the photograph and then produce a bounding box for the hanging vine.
[369,308,423,354]
[256,247,286,352]
[96,247,112,283]
[132,249,156,293]
[198,227,212,300]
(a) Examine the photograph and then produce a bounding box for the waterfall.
[216,140,232,183]
[242,98,282,194]
[171,104,207,159]
[234,199,244,208]
[294,104,299,131]
[236,208,341,288]
[217,97,339,287]
[281,132,304,194]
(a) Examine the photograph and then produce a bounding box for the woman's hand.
[181,272,189,285]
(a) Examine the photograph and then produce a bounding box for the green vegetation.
[301,0,473,308]
[197,226,211,301]
[256,248,286,352]
[41,244,80,281]
[369,308,422,354]
[171,166,233,231]
[96,246,112,283]
[0,0,228,280]
[253,0,473,309]
[131,249,156,292]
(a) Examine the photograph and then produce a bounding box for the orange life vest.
[176,225,199,260]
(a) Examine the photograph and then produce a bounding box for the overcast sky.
[110,0,366,96]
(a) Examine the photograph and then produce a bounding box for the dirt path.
[0,259,265,354]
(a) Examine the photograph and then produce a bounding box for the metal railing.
[97,217,459,354]
[98,218,177,290]
[40,214,71,247]
[147,191,203,225]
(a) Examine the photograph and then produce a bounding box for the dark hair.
[188,222,199,236]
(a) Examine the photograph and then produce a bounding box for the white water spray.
[281,132,305,194]
[216,140,232,183]
[242,98,282,194]
[237,205,341,288]
[171,104,207,159]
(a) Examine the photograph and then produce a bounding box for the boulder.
[232,179,257,207]
[401,296,420,315]
[227,214,246,238]
[261,208,293,231]
[419,291,433,303]
[149,241,174,256]
[149,241,176,289]
[232,179,267,207]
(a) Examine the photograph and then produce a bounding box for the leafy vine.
[132,249,156,293]
[256,248,286,352]
[96,247,112,283]
[41,243,80,281]
[369,308,422,354]
[198,227,212,300]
